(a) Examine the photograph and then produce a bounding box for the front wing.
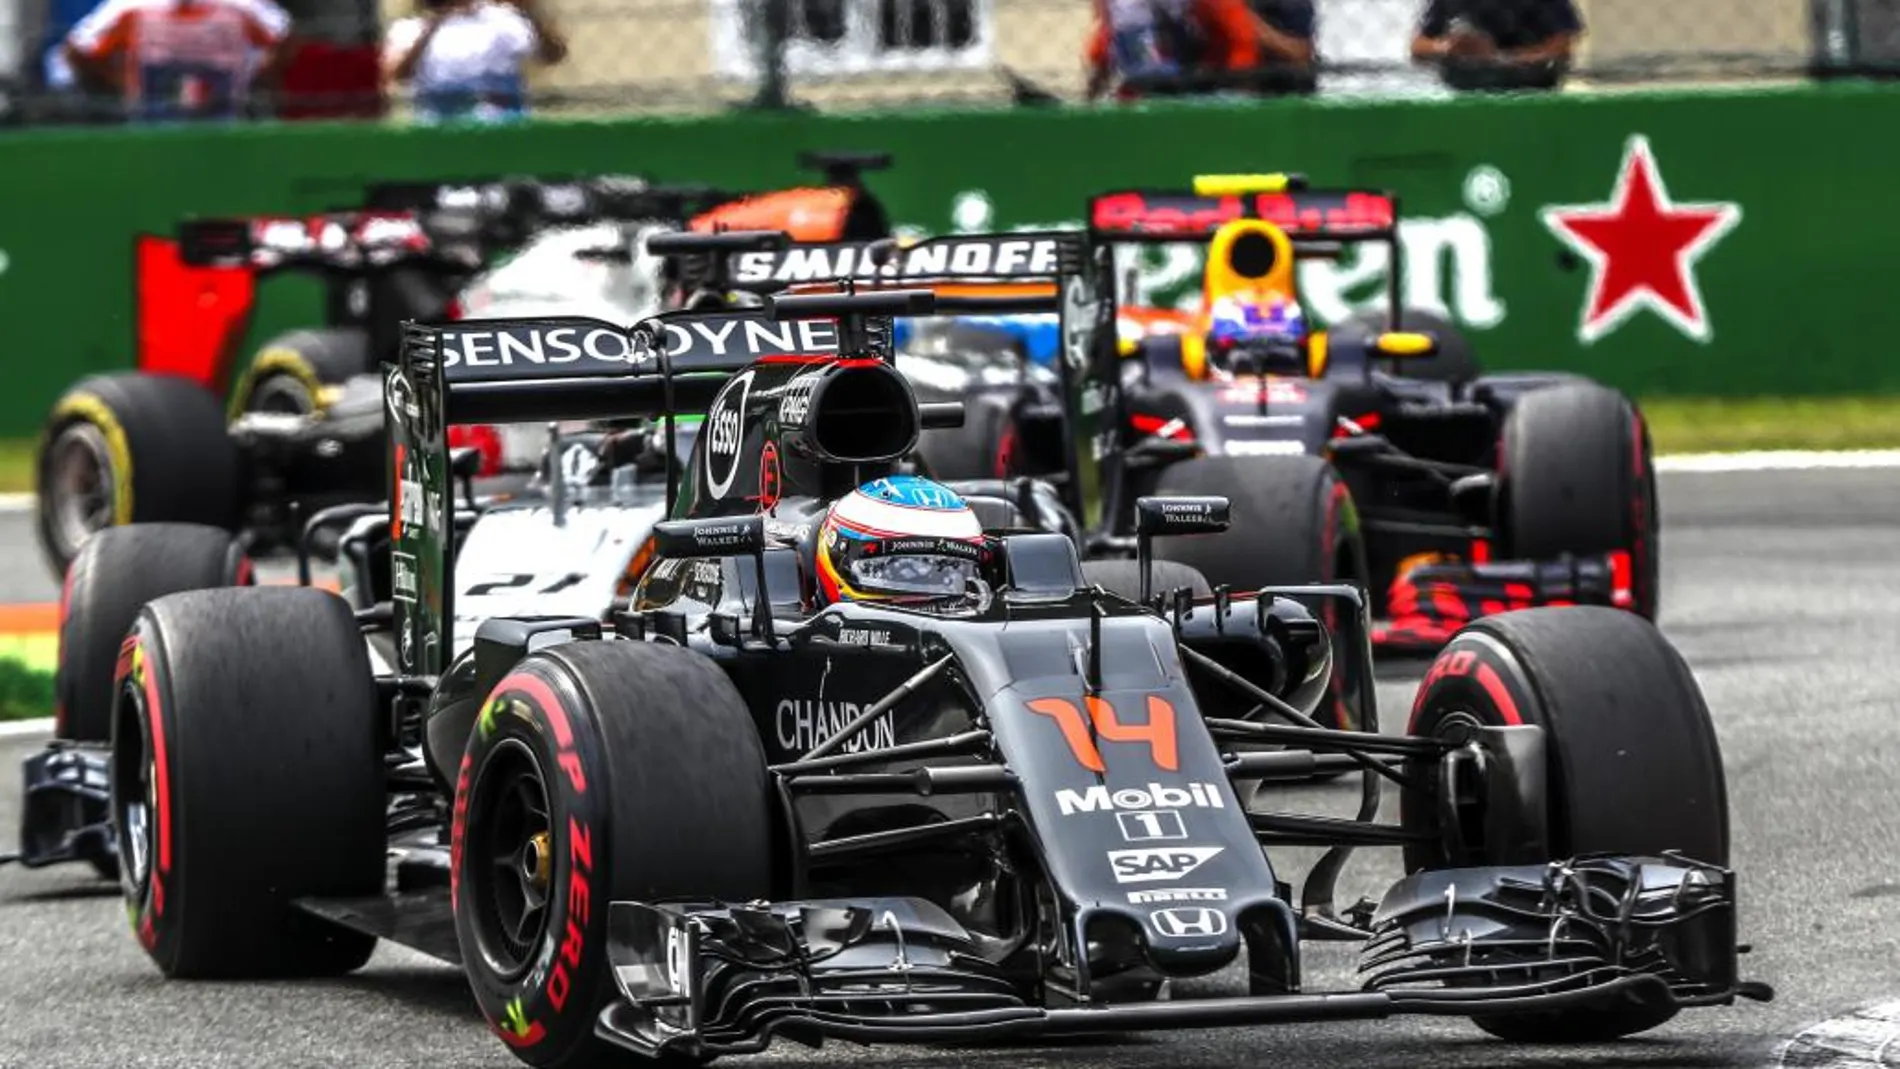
[1374,551,1634,654]
[0,743,114,872]
[594,855,1767,1060]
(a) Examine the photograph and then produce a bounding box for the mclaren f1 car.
[62,284,1764,1067]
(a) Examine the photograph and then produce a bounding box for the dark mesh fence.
[0,0,1891,127]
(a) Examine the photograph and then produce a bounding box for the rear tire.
[1498,383,1658,619]
[112,587,384,978]
[35,373,240,579]
[453,640,775,1069]
[917,390,1014,482]
[1402,606,1727,1041]
[1155,455,1370,730]
[229,328,372,417]
[55,524,248,745]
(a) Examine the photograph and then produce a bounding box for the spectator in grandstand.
[60,0,291,122]
[382,0,568,124]
[1084,0,1316,100]
[1409,0,1583,91]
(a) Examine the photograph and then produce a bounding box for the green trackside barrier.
[1,80,1898,438]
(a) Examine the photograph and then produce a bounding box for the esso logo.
[703,370,753,499]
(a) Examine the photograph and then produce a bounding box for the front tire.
[1403,606,1727,1041]
[113,587,384,978]
[35,374,239,579]
[1497,383,1659,620]
[453,640,775,1068]
[1155,454,1370,731]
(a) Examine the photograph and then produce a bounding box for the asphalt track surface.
[2,466,1898,1069]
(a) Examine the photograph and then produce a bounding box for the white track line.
[0,493,30,513]
[0,716,53,739]
[1772,999,1900,1067]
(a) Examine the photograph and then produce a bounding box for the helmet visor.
[850,553,979,598]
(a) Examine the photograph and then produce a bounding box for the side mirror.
[1132,495,1230,606]
[1373,331,1437,358]
[652,515,766,558]
[650,514,776,645]
[1328,432,1391,460]
[919,402,965,429]
[1449,472,1495,530]
[1135,495,1231,537]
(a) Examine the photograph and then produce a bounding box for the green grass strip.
[1639,397,1900,455]
[0,656,53,722]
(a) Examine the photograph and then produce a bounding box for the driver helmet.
[815,475,986,605]
[1207,291,1305,348]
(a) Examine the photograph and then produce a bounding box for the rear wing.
[396,308,855,427]
[386,291,939,677]
[366,176,736,251]
[177,212,461,273]
[1088,181,1405,327]
[365,175,722,221]
[716,231,1092,313]
[1087,188,1399,245]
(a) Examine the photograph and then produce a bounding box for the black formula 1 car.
[1084,175,1660,653]
[57,279,1766,1066]
[32,154,903,582]
[36,189,475,580]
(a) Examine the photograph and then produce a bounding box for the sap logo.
[393,551,419,602]
[703,370,753,499]
[1108,846,1223,884]
[1148,907,1228,939]
[439,326,638,369]
[776,700,895,754]
[1055,782,1225,816]
[730,237,1060,286]
[1127,887,1228,904]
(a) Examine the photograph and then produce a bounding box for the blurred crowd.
[25,0,572,124]
[0,0,1679,128]
[1085,0,1582,98]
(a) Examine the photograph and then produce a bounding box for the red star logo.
[1540,135,1741,344]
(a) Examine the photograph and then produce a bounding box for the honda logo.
[1148,907,1228,939]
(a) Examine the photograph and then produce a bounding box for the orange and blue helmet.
[816,476,986,604]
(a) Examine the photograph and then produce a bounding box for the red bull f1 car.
[1090,174,1659,653]
[46,280,1764,1066]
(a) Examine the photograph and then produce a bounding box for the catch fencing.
[2,0,1895,123]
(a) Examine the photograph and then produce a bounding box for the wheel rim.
[465,739,555,982]
[44,421,116,562]
[111,676,156,904]
[247,373,316,416]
